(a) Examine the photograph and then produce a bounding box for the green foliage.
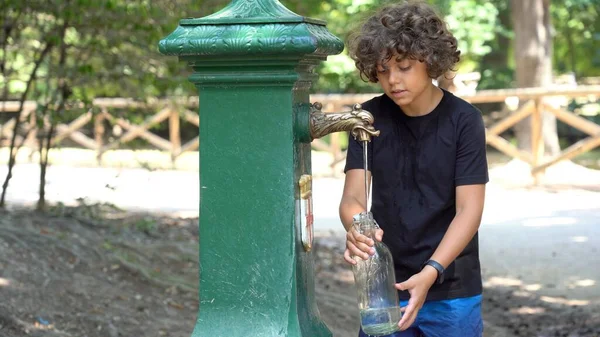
[1,0,598,99]
[444,0,499,65]
[309,0,383,93]
[551,0,600,77]
[477,67,515,90]
[1,0,212,104]
[311,0,509,92]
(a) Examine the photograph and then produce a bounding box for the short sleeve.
[343,101,374,174]
[343,130,373,173]
[455,110,489,186]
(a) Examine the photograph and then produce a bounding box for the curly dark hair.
[348,1,460,83]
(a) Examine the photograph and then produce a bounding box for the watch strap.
[422,259,445,284]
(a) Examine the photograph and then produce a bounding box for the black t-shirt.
[344,89,489,301]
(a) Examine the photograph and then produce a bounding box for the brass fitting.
[309,102,380,142]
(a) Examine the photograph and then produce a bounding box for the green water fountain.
[159,1,379,335]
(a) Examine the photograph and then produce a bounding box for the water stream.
[363,140,369,208]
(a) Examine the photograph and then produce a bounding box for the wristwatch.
[422,259,445,284]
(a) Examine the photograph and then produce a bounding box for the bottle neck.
[358,224,377,239]
[353,212,377,239]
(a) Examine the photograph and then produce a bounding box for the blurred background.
[0,0,599,336]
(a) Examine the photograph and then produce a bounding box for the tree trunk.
[510,0,560,157]
[0,41,53,208]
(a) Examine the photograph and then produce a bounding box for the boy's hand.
[394,266,438,330]
[343,227,384,265]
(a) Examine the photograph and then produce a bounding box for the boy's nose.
[388,69,402,84]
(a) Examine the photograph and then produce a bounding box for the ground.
[1,204,600,337]
[0,206,199,337]
[313,234,600,337]
[0,150,599,337]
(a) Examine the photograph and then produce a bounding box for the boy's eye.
[377,68,388,73]
[399,65,411,71]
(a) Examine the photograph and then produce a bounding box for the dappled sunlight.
[540,295,590,306]
[523,283,543,291]
[570,236,589,243]
[521,216,578,227]
[509,306,546,315]
[484,275,598,296]
[567,278,596,289]
[0,277,11,287]
[483,276,523,287]
[513,290,534,297]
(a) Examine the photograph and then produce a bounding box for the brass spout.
[310,102,380,142]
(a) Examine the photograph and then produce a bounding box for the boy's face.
[376,56,432,109]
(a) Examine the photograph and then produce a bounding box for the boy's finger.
[354,241,375,255]
[351,232,374,246]
[375,229,384,241]
[350,244,371,260]
[395,279,413,291]
[398,314,416,331]
[343,249,356,265]
[397,303,415,330]
[346,241,368,259]
[345,229,356,242]
[399,298,421,330]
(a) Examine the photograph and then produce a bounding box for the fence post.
[531,99,544,184]
[95,109,106,165]
[168,106,181,164]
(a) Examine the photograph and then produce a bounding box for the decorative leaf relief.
[159,26,189,54]
[187,26,227,55]
[222,25,258,52]
[304,24,343,55]
[160,21,342,57]
[255,24,297,52]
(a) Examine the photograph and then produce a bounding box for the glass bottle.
[352,211,402,336]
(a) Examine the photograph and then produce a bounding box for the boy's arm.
[339,169,383,264]
[396,184,485,330]
[339,106,382,264]
[339,169,370,231]
[427,184,485,270]
[430,108,488,269]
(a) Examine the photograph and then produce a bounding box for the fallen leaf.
[168,301,184,310]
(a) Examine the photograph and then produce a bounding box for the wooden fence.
[311,85,600,177]
[0,97,199,162]
[1,85,599,177]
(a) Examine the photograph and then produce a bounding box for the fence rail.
[0,98,200,163]
[1,85,599,177]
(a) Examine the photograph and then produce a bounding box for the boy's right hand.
[343,227,384,265]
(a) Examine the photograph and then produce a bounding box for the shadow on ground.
[313,234,600,337]
[1,204,599,337]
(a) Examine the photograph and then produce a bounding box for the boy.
[339,1,488,337]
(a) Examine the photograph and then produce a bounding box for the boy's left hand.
[394,266,438,331]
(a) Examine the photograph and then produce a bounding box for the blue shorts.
[358,295,483,337]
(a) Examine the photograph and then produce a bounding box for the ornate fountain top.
[180,0,325,25]
[158,0,343,59]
